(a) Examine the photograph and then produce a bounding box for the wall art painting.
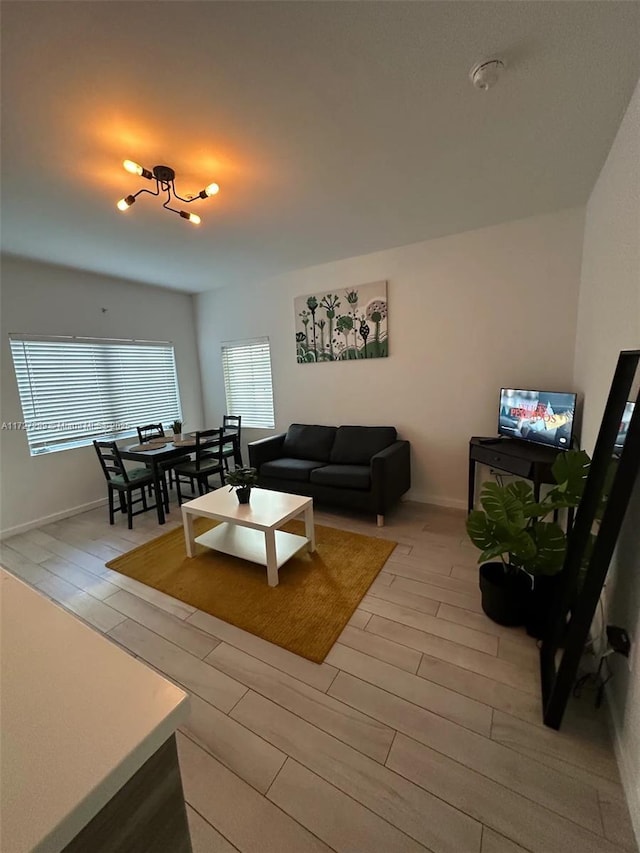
[294,280,388,363]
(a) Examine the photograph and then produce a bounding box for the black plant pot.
[479,562,531,627]
[236,486,251,504]
[525,573,563,640]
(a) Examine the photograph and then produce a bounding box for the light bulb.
[204,182,219,197]
[123,159,143,176]
[116,195,135,211]
[180,210,201,224]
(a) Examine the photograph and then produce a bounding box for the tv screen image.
[498,388,577,450]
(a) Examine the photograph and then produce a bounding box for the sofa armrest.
[370,440,411,510]
[248,433,287,471]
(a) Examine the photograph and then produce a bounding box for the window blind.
[221,337,275,429]
[8,335,181,455]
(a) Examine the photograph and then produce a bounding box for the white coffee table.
[181,487,315,587]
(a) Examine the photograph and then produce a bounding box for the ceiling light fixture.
[469,59,505,91]
[116,161,219,225]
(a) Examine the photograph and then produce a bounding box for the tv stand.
[468,435,562,514]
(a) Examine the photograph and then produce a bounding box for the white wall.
[573,78,640,843]
[196,207,584,508]
[0,255,204,535]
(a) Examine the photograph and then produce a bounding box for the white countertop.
[0,569,190,853]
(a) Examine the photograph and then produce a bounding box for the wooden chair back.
[194,428,224,472]
[94,440,129,484]
[137,423,165,443]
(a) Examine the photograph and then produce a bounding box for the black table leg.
[468,457,476,514]
[152,459,166,525]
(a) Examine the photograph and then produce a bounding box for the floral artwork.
[294,281,388,363]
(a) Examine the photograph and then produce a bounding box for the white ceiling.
[2,1,639,293]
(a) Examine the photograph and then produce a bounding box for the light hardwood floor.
[2,499,638,853]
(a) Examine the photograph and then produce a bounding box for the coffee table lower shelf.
[195,523,309,571]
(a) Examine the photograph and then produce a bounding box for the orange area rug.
[105,518,395,662]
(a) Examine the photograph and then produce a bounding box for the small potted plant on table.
[171,419,183,438]
[466,449,590,635]
[225,466,258,504]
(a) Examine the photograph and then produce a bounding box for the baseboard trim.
[0,498,108,540]
[606,689,640,848]
[405,491,467,511]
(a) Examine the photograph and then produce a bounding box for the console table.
[468,436,562,513]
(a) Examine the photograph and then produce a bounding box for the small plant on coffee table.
[225,467,258,504]
[171,419,183,436]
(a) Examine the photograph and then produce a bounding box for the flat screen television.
[498,388,578,450]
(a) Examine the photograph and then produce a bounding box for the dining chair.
[93,440,168,529]
[221,414,242,471]
[136,423,165,442]
[173,429,225,504]
[135,422,188,490]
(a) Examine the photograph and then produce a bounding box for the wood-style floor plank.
[187,609,338,693]
[326,643,493,736]
[437,602,534,648]
[383,561,479,596]
[186,806,240,853]
[205,642,394,763]
[35,573,127,633]
[231,690,482,853]
[108,619,247,713]
[417,654,542,726]
[182,694,286,794]
[358,596,498,654]
[491,710,621,783]
[337,624,422,674]
[481,828,529,853]
[387,734,619,853]
[104,589,220,658]
[347,610,371,630]
[177,734,332,853]
[391,574,483,614]
[0,545,55,587]
[598,796,639,850]
[41,555,120,600]
[268,758,427,853]
[368,615,539,695]
[328,672,602,833]
[4,498,635,853]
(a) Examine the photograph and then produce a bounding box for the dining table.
[119,432,242,525]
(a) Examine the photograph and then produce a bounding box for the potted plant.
[171,419,183,437]
[466,449,590,633]
[225,466,258,504]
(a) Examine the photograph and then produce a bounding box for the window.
[8,335,181,456]
[221,337,274,428]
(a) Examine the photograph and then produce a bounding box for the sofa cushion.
[282,424,337,463]
[309,464,371,490]
[330,426,397,465]
[260,458,327,482]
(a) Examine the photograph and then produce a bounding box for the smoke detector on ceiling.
[469,59,505,91]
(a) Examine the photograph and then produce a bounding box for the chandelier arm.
[132,184,161,200]
[170,180,198,205]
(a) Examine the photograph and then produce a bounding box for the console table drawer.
[472,446,533,478]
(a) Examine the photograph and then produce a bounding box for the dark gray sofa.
[248,424,410,526]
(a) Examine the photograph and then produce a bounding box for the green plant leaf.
[466,511,494,551]
[528,521,567,575]
[505,481,534,506]
[551,449,591,501]
[480,482,526,528]
[507,529,537,560]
